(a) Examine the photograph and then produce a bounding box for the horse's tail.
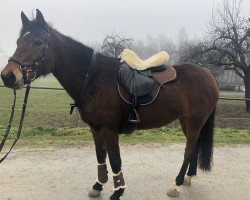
[197,108,216,171]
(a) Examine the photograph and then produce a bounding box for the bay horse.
[1,10,219,200]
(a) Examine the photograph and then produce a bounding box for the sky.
[0,0,250,64]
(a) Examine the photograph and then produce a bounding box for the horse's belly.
[137,87,185,129]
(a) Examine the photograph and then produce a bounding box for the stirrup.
[128,108,140,124]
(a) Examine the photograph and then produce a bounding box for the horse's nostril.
[7,72,15,81]
[1,72,16,87]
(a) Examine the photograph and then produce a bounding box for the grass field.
[0,77,250,147]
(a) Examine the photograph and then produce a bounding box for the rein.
[70,51,96,114]
[0,82,31,163]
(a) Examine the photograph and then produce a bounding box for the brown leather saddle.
[118,63,177,124]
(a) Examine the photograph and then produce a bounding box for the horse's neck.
[51,30,94,101]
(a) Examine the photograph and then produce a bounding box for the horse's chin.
[13,79,24,90]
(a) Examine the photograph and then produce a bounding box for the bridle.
[8,41,49,84]
[8,30,50,85]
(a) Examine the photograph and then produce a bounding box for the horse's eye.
[34,40,43,46]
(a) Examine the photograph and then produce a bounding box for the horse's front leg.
[88,127,109,198]
[101,127,126,200]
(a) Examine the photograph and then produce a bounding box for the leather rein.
[0,36,49,163]
[0,84,30,163]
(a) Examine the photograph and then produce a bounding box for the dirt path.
[0,144,250,200]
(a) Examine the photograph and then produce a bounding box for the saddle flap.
[119,64,154,96]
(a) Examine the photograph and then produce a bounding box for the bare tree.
[86,41,102,52]
[132,34,178,64]
[101,32,134,57]
[180,0,250,112]
[178,27,188,47]
[179,39,224,76]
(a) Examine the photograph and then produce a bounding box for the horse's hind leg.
[167,117,203,197]
[101,127,126,200]
[179,118,199,185]
[88,127,108,198]
[183,142,199,185]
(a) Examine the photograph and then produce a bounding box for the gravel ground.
[0,144,250,200]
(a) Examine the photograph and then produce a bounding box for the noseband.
[8,38,49,84]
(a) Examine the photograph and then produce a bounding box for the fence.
[0,85,250,129]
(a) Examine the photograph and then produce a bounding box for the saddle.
[118,63,177,124]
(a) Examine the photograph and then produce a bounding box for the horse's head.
[1,9,55,89]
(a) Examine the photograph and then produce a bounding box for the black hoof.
[92,182,103,191]
[110,188,125,200]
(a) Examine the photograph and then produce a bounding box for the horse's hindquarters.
[137,64,219,130]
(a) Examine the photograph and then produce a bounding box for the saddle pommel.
[119,49,169,71]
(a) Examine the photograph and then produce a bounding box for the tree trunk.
[244,70,250,113]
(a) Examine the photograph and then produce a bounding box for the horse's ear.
[35,9,49,33]
[21,11,31,28]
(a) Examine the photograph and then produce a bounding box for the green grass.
[31,76,62,87]
[218,98,246,106]
[214,128,250,144]
[0,77,79,128]
[0,126,249,149]
[218,91,246,105]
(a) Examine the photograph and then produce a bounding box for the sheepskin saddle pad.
[118,63,177,106]
[119,49,170,71]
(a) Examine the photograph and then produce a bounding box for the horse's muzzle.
[1,63,24,89]
[1,71,16,88]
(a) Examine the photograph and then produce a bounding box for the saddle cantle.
[119,49,169,71]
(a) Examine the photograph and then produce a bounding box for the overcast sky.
[0,0,250,61]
